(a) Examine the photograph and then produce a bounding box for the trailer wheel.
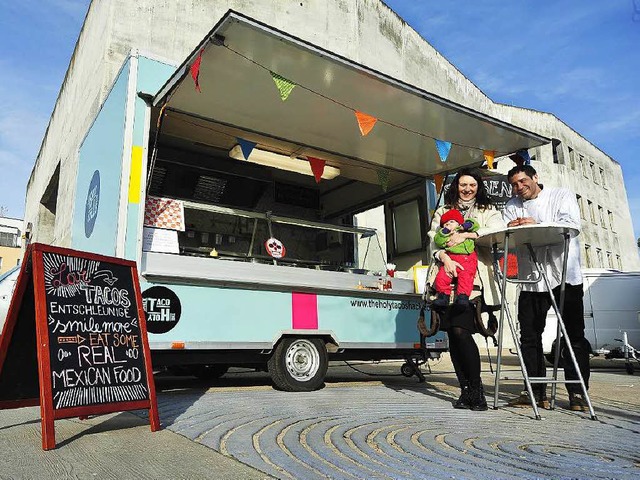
[268,338,328,391]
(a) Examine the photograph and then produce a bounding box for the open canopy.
[153,10,548,178]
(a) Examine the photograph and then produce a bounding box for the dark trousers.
[446,307,482,388]
[518,283,590,395]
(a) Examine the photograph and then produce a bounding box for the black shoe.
[453,383,471,409]
[469,382,488,411]
[432,293,449,308]
[455,294,469,306]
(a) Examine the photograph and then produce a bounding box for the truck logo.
[141,286,181,334]
[84,170,100,238]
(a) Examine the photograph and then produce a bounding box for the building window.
[568,147,575,169]
[580,155,588,178]
[0,232,19,247]
[552,139,564,165]
[587,200,596,224]
[598,205,605,227]
[608,210,615,232]
[576,195,585,220]
[607,251,614,269]
[616,255,622,270]
[590,161,597,184]
[584,244,592,268]
[600,167,606,189]
[596,248,603,267]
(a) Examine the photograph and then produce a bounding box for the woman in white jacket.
[428,168,504,411]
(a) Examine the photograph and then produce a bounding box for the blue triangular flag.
[510,149,531,166]
[434,139,452,162]
[237,138,256,160]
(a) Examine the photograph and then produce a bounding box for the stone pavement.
[1,354,638,479]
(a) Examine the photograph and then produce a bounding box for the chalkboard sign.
[0,243,159,450]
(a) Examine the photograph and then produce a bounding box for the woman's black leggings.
[448,326,481,387]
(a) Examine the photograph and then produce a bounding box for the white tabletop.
[476,223,579,248]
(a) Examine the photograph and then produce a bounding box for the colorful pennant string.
[377,168,390,192]
[190,49,204,93]
[213,43,511,160]
[354,111,378,136]
[483,150,496,169]
[307,157,326,183]
[434,139,452,162]
[433,174,444,194]
[236,138,256,160]
[271,72,296,101]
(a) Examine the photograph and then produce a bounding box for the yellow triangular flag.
[354,111,378,136]
[271,72,296,101]
[483,150,496,169]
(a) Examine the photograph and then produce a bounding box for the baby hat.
[440,209,464,226]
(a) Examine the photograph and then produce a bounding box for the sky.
[0,1,638,241]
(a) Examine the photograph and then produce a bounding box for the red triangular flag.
[190,49,204,93]
[308,157,325,183]
[354,111,378,136]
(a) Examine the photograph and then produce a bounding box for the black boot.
[453,382,471,409]
[469,380,488,411]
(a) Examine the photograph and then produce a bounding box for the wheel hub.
[284,339,320,382]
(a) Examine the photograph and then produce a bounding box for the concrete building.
[24,0,638,270]
[0,217,22,274]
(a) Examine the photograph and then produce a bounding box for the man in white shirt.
[503,165,590,412]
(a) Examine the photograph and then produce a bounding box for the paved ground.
[1,354,639,479]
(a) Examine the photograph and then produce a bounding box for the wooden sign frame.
[0,243,160,450]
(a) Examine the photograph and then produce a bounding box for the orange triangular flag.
[434,174,444,194]
[354,111,378,136]
[307,157,325,184]
[483,150,496,169]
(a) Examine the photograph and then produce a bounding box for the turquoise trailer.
[69,12,547,391]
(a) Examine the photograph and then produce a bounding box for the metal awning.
[153,10,548,178]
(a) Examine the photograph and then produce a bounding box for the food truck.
[67,11,547,391]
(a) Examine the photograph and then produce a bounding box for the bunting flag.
[510,149,531,166]
[483,150,496,169]
[307,157,326,183]
[190,49,204,93]
[377,168,390,192]
[236,138,256,160]
[434,174,444,194]
[354,111,378,136]
[434,139,452,162]
[271,72,296,101]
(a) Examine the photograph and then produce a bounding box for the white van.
[0,265,21,334]
[543,269,640,357]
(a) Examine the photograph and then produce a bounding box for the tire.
[194,364,229,380]
[400,362,414,377]
[267,337,328,392]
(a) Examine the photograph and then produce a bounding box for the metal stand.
[486,226,597,420]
